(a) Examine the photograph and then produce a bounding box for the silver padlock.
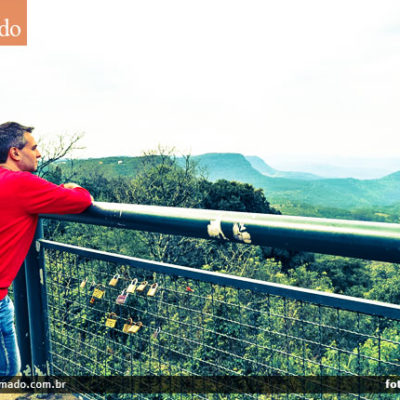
[116,289,128,305]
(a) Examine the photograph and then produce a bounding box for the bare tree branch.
[36,132,85,178]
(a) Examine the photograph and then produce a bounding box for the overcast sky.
[2,0,400,162]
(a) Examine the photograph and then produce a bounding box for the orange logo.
[0,0,27,46]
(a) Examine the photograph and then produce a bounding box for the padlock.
[89,297,95,304]
[126,278,138,294]
[127,321,143,334]
[105,313,117,328]
[147,283,158,297]
[92,285,105,299]
[136,281,148,293]
[109,274,120,287]
[80,278,87,289]
[123,318,134,333]
[116,289,128,305]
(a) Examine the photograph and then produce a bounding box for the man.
[0,122,93,377]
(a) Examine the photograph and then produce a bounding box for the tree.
[200,179,279,214]
[364,261,400,304]
[104,148,208,265]
[36,132,85,179]
[309,256,371,297]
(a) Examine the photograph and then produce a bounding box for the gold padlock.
[80,278,87,289]
[147,283,158,297]
[123,318,134,333]
[109,274,120,287]
[127,321,143,334]
[92,285,105,299]
[105,313,117,328]
[136,281,148,293]
[126,278,138,294]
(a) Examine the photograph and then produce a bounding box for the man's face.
[16,132,41,172]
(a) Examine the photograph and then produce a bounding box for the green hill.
[57,156,145,177]
[191,153,268,184]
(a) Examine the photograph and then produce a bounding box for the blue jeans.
[0,296,21,377]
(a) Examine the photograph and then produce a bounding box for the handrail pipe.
[41,202,400,264]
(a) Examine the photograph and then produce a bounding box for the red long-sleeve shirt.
[0,168,92,299]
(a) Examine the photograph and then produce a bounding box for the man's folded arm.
[17,172,93,215]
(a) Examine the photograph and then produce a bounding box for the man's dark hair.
[0,122,34,163]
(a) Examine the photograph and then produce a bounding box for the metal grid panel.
[41,244,400,400]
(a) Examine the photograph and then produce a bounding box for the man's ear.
[9,147,21,161]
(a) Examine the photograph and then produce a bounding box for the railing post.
[24,220,53,375]
[12,263,32,376]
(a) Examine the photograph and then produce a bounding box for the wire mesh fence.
[40,240,400,400]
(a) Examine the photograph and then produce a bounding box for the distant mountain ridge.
[61,153,400,210]
[261,155,400,179]
[245,156,323,180]
[190,153,400,209]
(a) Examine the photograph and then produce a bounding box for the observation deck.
[12,202,400,399]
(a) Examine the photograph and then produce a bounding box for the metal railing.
[13,202,400,399]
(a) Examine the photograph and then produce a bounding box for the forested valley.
[42,150,400,304]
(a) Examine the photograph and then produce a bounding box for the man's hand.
[63,182,94,202]
[63,182,81,189]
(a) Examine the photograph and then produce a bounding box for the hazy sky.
[2,0,400,161]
